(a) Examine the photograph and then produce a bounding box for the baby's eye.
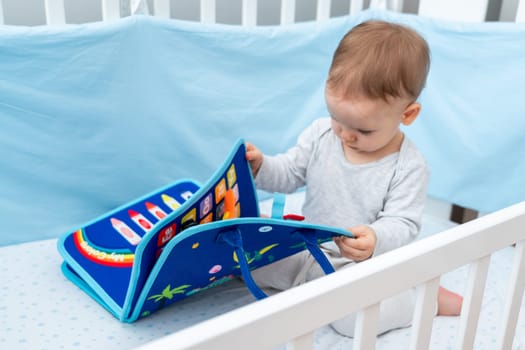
[358,129,374,135]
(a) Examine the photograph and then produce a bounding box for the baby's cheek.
[330,119,340,131]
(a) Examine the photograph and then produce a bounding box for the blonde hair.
[327,20,430,101]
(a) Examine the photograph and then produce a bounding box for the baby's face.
[325,90,411,157]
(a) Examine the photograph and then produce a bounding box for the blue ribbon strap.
[296,229,335,275]
[271,192,286,219]
[217,229,268,300]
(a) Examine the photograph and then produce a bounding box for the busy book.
[57,139,352,322]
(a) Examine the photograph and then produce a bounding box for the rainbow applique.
[73,229,135,267]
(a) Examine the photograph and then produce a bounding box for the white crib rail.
[133,201,525,350]
[242,0,257,26]
[44,0,65,25]
[418,0,489,22]
[102,0,121,21]
[0,0,397,27]
[456,255,491,349]
[353,303,380,349]
[199,0,216,24]
[410,277,440,349]
[3,0,525,26]
[517,0,525,21]
[498,240,525,349]
[280,0,296,25]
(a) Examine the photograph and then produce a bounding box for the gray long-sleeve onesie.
[255,117,429,256]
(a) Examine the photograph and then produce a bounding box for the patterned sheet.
[2,193,524,349]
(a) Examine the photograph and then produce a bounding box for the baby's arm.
[245,120,327,194]
[334,225,377,261]
[370,160,428,256]
[335,145,429,261]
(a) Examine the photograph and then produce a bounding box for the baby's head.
[325,20,430,157]
[326,20,430,102]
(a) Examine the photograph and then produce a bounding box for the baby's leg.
[251,250,315,292]
[331,289,416,337]
[301,250,415,337]
[437,286,463,316]
[252,245,352,293]
[331,286,462,337]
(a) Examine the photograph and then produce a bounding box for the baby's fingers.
[334,236,372,262]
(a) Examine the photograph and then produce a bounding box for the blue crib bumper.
[1,10,524,246]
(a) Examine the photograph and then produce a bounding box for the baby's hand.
[333,225,377,262]
[245,141,263,178]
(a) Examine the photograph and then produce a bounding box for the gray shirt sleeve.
[254,120,323,193]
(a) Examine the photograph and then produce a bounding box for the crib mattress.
[2,194,524,349]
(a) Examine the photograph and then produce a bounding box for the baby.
[246,20,462,336]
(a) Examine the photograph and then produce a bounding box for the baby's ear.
[401,102,421,126]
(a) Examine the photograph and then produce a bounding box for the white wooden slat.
[456,255,491,349]
[131,0,149,15]
[242,0,257,26]
[101,0,121,21]
[153,0,170,19]
[316,0,331,21]
[496,240,525,349]
[281,0,296,25]
[44,0,66,25]
[200,0,216,24]
[369,0,403,11]
[387,0,403,12]
[409,277,440,350]
[369,0,382,9]
[353,303,380,350]
[349,0,364,15]
[286,331,314,350]
[418,0,489,22]
[516,0,525,22]
[0,0,4,25]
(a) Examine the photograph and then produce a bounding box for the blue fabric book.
[57,139,352,322]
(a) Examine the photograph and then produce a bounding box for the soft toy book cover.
[58,139,351,322]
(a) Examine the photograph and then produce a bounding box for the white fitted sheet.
[2,193,524,349]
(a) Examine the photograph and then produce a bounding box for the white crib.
[138,202,525,350]
[1,1,525,350]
